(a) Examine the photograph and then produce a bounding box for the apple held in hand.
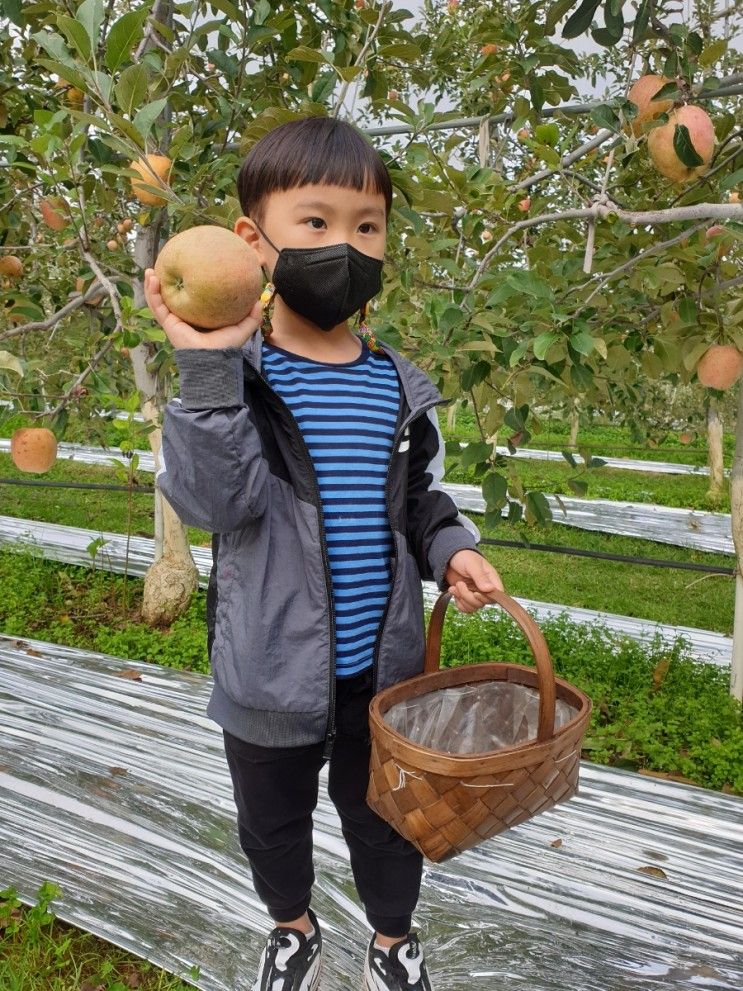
[153,225,263,331]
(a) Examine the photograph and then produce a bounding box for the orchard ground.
[2,410,742,989]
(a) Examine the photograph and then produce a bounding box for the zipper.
[370,398,450,697]
[248,365,338,760]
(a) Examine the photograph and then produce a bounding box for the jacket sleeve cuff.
[428,525,483,593]
[174,347,244,410]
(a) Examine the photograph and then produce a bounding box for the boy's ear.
[234,216,267,266]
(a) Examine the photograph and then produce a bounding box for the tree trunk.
[728,381,743,702]
[130,0,199,627]
[569,404,579,447]
[706,398,724,501]
[447,398,460,432]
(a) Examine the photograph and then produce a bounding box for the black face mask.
[252,220,384,332]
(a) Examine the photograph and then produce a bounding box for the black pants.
[222,666,423,938]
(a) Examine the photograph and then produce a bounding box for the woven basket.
[366,589,593,863]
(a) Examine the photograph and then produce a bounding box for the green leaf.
[679,297,698,324]
[651,80,683,101]
[562,450,577,468]
[2,0,24,27]
[534,122,560,147]
[56,15,92,60]
[506,269,554,300]
[546,0,578,36]
[286,45,329,63]
[562,0,601,39]
[699,38,727,67]
[589,103,620,132]
[133,99,168,141]
[336,65,365,82]
[568,478,588,496]
[686,31,704,56]
[591,26,622,47]
[462,441,492,467]
[632,0,650,43]
[114,63,149,117]
[482,471,508,509]
[525,490,551,524]
[35,58,88,93]
[105,9,150,72]
[90,69,113,106]
[533,331,560,360]
[721,168,743,192]
[377,43,421,61]
[570,329,595,355]
[0,351,24,377]
[311,69,337,104]
[673,123,704,168]
[32,30,74,66]
[604,0,624,36]
[76,0,105,48]
[507,500,523,523]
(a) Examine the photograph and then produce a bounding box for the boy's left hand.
[445,550,504,613]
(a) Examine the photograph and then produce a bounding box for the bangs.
[237,116,392,224]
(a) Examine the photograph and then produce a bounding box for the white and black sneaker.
[251,907,322,991]
[364,931,434,990]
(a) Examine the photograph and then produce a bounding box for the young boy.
[145,116,503,991]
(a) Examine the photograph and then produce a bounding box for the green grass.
[0,881,195,991]
[444,455,730,512]
[442,404,735,466]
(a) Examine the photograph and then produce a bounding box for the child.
[145,115,503,991]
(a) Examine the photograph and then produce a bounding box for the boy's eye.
[304,217,379,233]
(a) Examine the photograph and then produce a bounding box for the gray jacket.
[157,328,483,756]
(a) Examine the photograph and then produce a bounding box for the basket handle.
[424,590,556,741]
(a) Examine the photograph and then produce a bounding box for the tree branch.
[468,200,743,292]
[0,281,104,342]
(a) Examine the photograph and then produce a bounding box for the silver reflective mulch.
[1,634,741,990]
[0,514,732,668]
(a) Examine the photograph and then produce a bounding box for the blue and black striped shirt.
[261,336,400,678]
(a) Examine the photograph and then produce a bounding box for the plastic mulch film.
[383,682,578,754]
[2,635,743,990]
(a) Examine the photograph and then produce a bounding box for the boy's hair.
[237,116,392,228]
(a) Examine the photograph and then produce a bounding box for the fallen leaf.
[651,656,671,690]
[636,865,668,879]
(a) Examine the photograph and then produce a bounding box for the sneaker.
[251,907,322,991]
[364,931,434,990]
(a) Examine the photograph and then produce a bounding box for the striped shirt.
[261,336,400,678]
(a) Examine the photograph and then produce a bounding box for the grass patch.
[0,881,196,991]
[442,405,735,467]
[443,454,730,512]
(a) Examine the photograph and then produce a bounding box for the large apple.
[625,74,674,136]
[696,344,743,390]
[647,105,715,183]
[10,427,58,473]
[153,225,263,330]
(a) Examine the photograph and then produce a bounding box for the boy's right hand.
[144,268,264,350]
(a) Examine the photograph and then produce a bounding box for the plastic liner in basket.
[383,681,578,755]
